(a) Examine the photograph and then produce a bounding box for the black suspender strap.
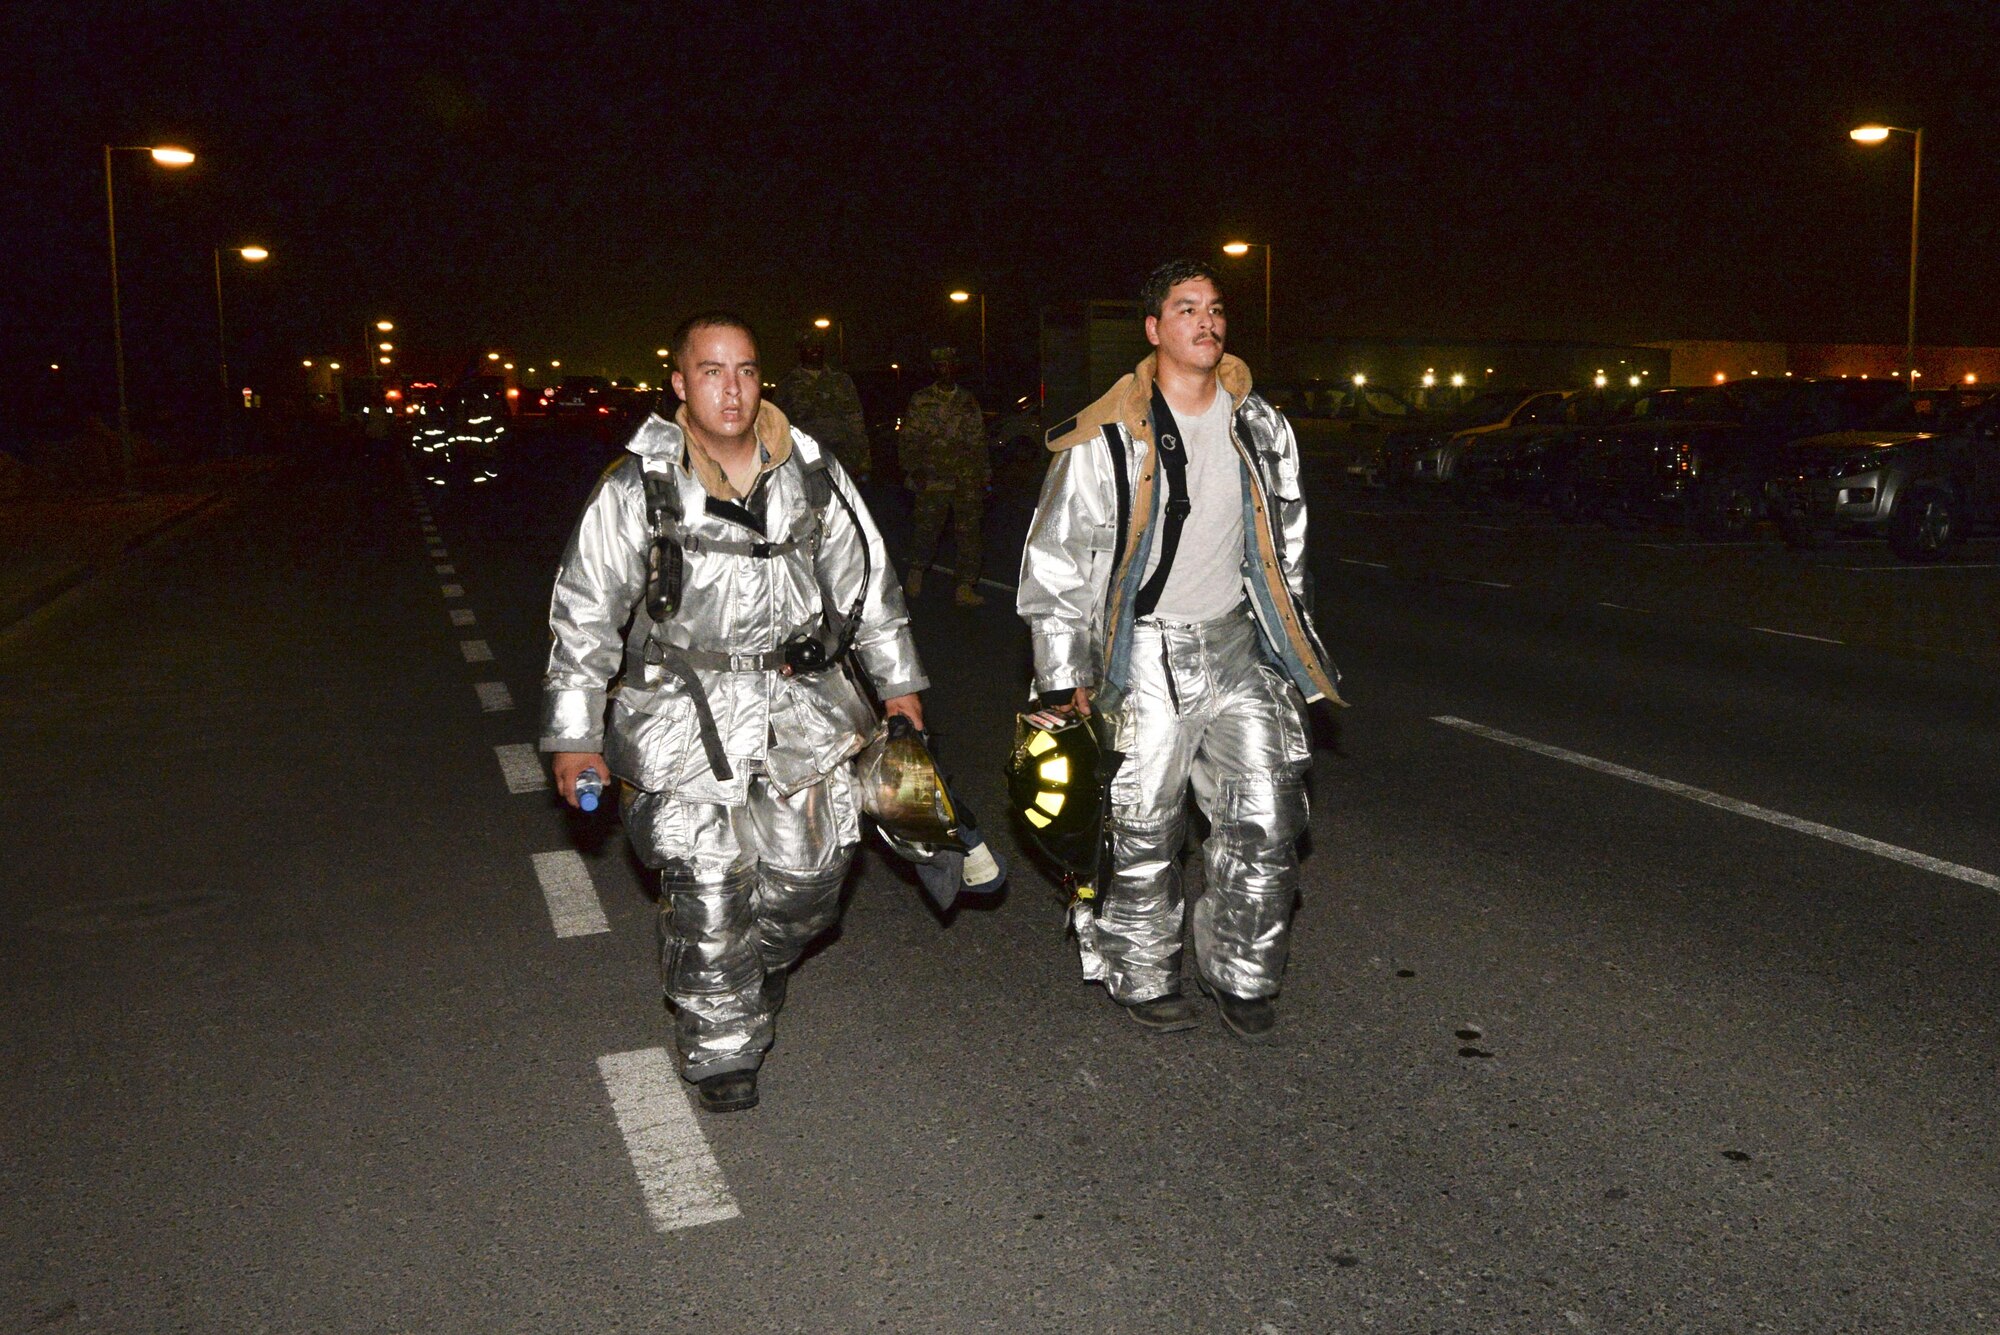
[1100,423,1130,621]
[1134,385,1191,618]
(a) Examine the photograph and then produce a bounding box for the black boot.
[1120,991,1202,1033]
[1198,977,1276,1042]
[696,1069,759,1113]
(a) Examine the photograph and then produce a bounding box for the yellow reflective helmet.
[1005,712,1104,874]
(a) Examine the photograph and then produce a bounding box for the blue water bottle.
[575,768,604,813]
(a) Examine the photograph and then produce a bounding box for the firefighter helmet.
[1005,712,1105,873]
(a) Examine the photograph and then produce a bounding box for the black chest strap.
[1134,384,1192,618]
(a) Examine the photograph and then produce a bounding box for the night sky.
[9,0,1997,412]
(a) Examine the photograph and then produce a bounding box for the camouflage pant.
[911,483,984,587]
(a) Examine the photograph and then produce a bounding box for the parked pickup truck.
[1765,390,2000,560]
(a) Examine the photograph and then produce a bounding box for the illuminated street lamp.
[1850,123,1923,389]
[103,143,195,490]
[947,291,986,388]
[812,315,845,363]
[212,244,269,450]
[1221,240,1272,363]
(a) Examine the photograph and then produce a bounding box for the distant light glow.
[550,360,561,368]
[379,356,391,365]
[1715,372,1727,383]
[1450,373,1466,388]
[1912,370,1922,378]
[376,320,395,332]
[813,318,831,329]
[1222,242,1251,256]
[1628,375,1641,387]
[238,246,269,261]
[1849,125,1892,143]
[655,348,670,358]
[1351,373,1366,387]
[505,387,519,398]
[1968,373,1979,384]
[150,146,195,166]
[329,362,341,370]
[1593,374,1607,388]
[487,352,500,361]
[50,362,60,371]
[1421,373,1436,387]
[949,291,972,303]
[378,341,393,351]
[503,362,514,370]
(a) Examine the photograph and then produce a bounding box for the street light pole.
[1850,124,1923,389]
[102,144,195,491]
[1222,241,1273,365]
[213,246,268,453]
[948,291,986,391]
[1905,128,1922,391]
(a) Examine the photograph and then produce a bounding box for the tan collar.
[1047,352,1253,452]
[674,400,794,500]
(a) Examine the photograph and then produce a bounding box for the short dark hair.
[1141,259,1223,318]
[672,311,758,366]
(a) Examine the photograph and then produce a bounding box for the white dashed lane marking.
[495,743,548,793]
[441,584,464,599]
[461,639,494,663]
[435,563,457,575]
[476,681,515,712]
[1751,626,1843,645]
[1433,715,2000,893]
[450,608,476,626]
[531,850,611,937]
[597,1048,740,1231]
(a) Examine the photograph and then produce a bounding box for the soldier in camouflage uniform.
[773,335,870,480]
[900,346,989,608]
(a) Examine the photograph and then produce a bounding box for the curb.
[0,482,248,642]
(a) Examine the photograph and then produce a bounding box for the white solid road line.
[1841,562,2000,572]
[461,639,495,662]
[494,742,548,793]
[1750,626,1844,645]
[1433,715,2000,894]
[441,584,464,599]
[1597,601,1652,613]
[475,681,515,712]
[450,608,476,626]
[1443,575,1513,589]
[531,850,611,937]
[597,1048,740,1232]
[1340,557,1390,569]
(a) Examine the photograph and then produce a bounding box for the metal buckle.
[725,653,760,672]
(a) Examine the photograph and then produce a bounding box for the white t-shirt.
[1140,386,1245,622]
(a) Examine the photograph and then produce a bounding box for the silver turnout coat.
[540,404,926,803]
[1017,353,1342,710]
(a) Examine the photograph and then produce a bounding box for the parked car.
[1765,389,2000,559]
[1384,389,1573,486]
[544,375,613,420]
[1285,384,1426,481]
[1455,389,1643,506]
[1554,379,1897,534]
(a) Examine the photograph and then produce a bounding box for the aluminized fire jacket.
[542,401,925,1078]
[1017,353,1341,1004]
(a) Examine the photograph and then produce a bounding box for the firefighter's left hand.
[883,693,924,731]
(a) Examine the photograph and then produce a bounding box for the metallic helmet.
[858,716,963,850]
[1004,712,1104,874]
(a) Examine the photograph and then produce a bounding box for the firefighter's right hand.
[1024,687,1091,729]
[552,751,610,809]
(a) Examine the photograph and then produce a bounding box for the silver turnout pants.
[1098,607,1311,1004]
[622,771,859,1080]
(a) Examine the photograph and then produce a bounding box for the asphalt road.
[4,427,1998,1333]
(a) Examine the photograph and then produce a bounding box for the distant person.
[541,313,929,1114]
[773,334,870,480]
[1015,259,1342,1040]
[899,346,989,607]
